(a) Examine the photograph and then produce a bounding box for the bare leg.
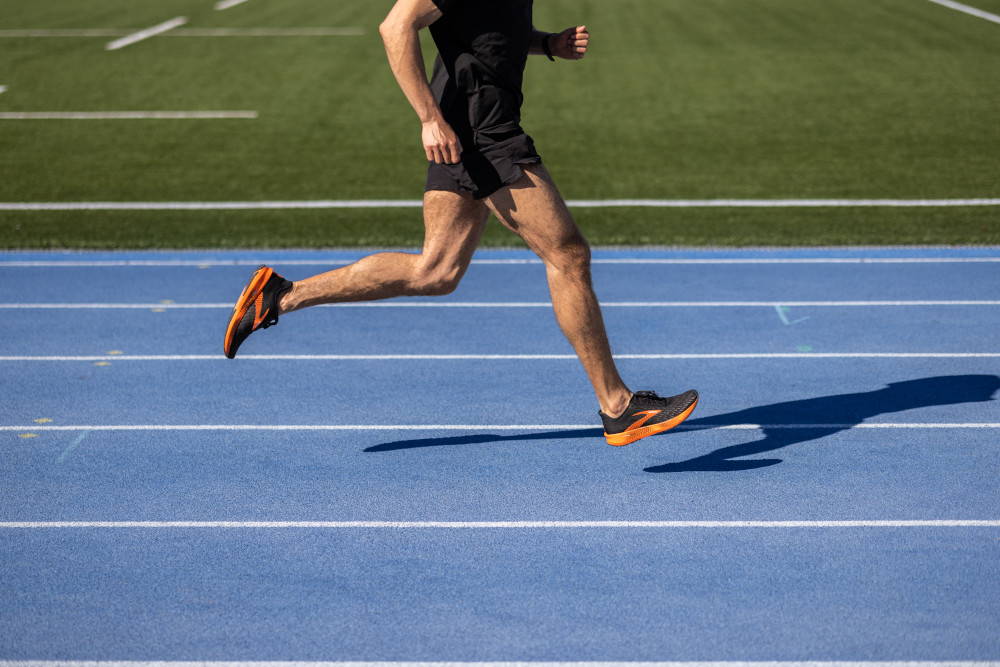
[487,164,631,417]
[280,190,489,312]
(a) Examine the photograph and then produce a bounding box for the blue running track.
[0,247,998,662]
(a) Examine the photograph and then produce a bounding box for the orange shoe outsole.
[223,266,273,358]
[604,397,698,446]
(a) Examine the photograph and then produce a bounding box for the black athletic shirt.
[428,0,534,142]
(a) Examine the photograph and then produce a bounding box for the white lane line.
[0,27,364,38]
[1,521,997,529]
[0,85,7,95]
[215,0,249,9]
[1,300,997,309]
[105,16,187,51]
[0,664,989,667]
[928,0,1000,24]
[2,423,998,432]
[1,664,999,667]
[0,111,256,120]
[3,257,1000,267]
[2,199,999,210]
[2,664,1000,667]
[2,353,998,361]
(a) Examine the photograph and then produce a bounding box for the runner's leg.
[279,190,489,312]
[486,164,631,417]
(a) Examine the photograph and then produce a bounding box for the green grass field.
[1,0,998,248]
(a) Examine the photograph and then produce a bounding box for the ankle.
[278,282,297,314]
[601,391,633,418]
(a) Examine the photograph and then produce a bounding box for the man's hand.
[422,118,462,164]
[550,25,590,60]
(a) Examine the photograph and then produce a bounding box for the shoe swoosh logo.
[626,409,662,431]
[252,295,270,329]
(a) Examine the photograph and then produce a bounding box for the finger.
[446,141,461,164]
[430,145,444,164]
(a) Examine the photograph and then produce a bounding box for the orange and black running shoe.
[223,266,293,359]
[600,389,699,446]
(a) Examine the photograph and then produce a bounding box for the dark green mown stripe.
[2,207,996,249]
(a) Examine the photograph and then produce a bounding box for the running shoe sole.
[224,266,275,359]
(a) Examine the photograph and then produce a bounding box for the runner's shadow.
[645,374,1000,473]
[364,428,602,452]
[364,376,999,469]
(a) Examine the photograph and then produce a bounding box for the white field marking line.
[3,257,1000,267]
[1,521,998,529]
[169,28,365,36]
[927,0,1000,24]
[2,199,1000,210]
[0,27,365,38]
[3,353,999,361]
[0,111,256,120]
[0,85,6,94]
[0,29,126,37]
[1,300,998,309]
[2,424,999,432]
[105,16,187,51]
[215,0,249,9]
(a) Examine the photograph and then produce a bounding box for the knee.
[544,235,592,278]
[408,264,463,296]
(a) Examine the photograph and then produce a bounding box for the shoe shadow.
[645,374,1000,473]
[364,375,999,474]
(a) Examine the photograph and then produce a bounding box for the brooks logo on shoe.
[626,409,662,431]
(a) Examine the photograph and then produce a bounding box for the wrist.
[542,33,556,61]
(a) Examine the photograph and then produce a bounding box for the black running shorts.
[425,130,541,200]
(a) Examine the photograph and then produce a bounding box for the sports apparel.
[425,0,542,199]
[600,390,700,446]
[223,266,293,359]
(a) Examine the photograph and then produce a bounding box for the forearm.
[379,21,443,123]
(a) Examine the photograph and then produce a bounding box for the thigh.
[420,189,491,271]
[484,164,587,261]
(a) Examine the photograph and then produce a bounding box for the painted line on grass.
[2,423,999,432]
[927,0,1000,24]
[0,85,7,95]
[170,28,365,37]
[0,29,126,37]
[105,16,187,51]
[1,300,997,309]
[0,111,256,120]
[2,353,998,361]
[2,199,999,210]
[1,521,997,529]
[3,257,1000,267]
[0,27,364,38]
[215,0,249,9]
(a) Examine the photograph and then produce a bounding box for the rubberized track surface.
[1,247,999,660]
